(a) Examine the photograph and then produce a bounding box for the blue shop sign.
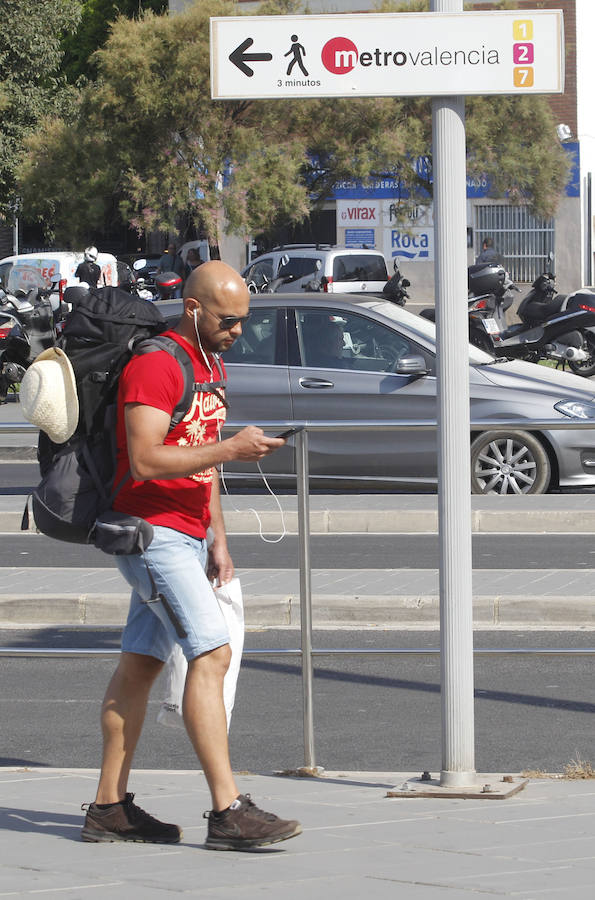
[345,228,376,248]
[332,144,580,201]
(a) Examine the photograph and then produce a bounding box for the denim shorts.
[117,525,230,663]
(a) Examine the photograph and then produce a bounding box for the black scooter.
[0,287,57,402]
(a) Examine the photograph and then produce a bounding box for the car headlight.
[555,399,595,419]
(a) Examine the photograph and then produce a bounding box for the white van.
[0,251,119,310]
[241,245,389,294]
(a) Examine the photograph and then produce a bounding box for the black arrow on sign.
[229,38,272,77]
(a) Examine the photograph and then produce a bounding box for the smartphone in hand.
[276,427,299,439]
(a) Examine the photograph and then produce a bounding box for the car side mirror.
[394,354,429,377]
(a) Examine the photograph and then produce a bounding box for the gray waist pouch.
[93,511,154,556]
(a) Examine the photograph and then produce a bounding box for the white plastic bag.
[157,577,245,731]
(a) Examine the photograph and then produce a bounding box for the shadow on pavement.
[0,805,81,840]
[244,658,595,714]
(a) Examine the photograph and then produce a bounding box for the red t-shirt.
[112,331,227,538]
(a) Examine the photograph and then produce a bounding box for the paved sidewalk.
[2,766,595,898]
[0,565,594,628]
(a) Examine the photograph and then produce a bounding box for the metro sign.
[210,10,564,100]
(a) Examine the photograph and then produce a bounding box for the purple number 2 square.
[513,43,534,64]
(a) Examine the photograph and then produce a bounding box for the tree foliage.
[17,0,570,248]
[20,1,310,246]
[60,0,168,83]
[0,0,81,221]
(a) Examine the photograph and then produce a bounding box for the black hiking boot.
[81,792,182,843]
[204,793,302,850]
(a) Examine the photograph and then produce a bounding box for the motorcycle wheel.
[470,430,551,495]
[568,332,595,378]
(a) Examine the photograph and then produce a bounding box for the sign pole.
[431,0,475,787]
[211,5,562,790]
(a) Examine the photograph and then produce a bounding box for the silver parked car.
[161,294,595,493]
[241,245,388,295]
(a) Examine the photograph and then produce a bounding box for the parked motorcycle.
[0,287,57,402]
[130,260,182,300]
[467,262,595,375]
[132,277,156,301]
[381,261,410,306]
[462,262,517,353]
[119,267,155,301]
[514,278,595,377]
[153,271,183,302]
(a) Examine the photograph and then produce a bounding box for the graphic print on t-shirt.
[177,386,227,484]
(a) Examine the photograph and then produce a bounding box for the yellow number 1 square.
[513,20,533,40]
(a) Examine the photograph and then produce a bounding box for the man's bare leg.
[182,644,239,811]
[95,651,164,804]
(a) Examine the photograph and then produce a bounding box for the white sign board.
[383,225,434,263]
[336,199,381,228]
[211,10,563,100]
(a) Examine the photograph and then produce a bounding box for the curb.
[1,592,594,628]
[5,507,595,535]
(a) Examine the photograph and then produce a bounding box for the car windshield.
[358,298,496,364]
[333,254,388,282]
[4,261,59,293]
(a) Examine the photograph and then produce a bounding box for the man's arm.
[207,471,234,585]
[124,403,284,482]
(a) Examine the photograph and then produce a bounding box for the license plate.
[482,318,499,334]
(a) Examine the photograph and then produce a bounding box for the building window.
[474,204,554,282]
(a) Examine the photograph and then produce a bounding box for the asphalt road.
[2,628,595,774]
[2,530,595,570]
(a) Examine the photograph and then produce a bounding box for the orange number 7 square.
[513,67,534,87]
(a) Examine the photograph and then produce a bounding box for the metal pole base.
[387,773,528,800]
[440,769,477,788]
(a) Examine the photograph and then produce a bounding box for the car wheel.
[470,430,551,495]
[568,332,595,378]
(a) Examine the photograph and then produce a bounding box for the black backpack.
[23,285,225,544]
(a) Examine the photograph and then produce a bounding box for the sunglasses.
[201,304,251,331]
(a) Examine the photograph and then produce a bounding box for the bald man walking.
[81,262,302,850]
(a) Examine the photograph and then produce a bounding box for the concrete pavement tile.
[451,863,595,897]
[5,770,595,898]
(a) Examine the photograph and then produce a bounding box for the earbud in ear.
[193,308,198,323]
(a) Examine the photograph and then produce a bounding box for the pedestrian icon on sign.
[285,35,308,76]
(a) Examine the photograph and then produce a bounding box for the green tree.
[19,2,310,248]
[60,0,168,83]
[17,0,570,249]
[0,0,81,221]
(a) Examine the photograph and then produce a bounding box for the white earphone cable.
[195,306,286,542]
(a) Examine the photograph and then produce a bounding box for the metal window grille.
[474,205,555,283]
